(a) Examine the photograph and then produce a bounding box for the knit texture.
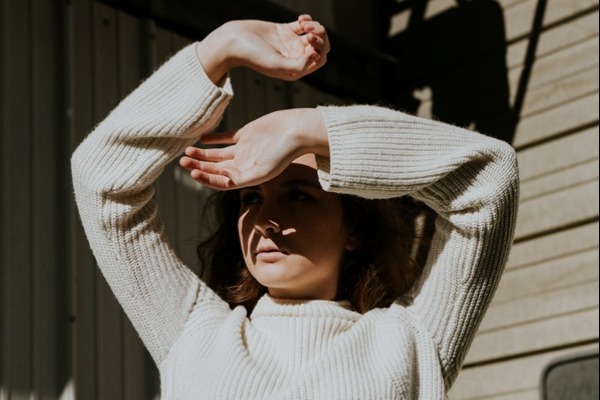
[72,43,519,400]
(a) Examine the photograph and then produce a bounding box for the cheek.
[238,210,254,257]
[298,210,348,255]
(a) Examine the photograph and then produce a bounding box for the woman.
[72,15,519,399]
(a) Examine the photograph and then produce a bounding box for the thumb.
[272,51,320,79]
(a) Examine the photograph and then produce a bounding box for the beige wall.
[385,1,599,396]
[383,0,600,398]
[1,1,343,398]
[1,0,597,399]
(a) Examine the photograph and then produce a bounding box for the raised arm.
[71,15,329,366]
[316,105,519,387]
[183,104,518,387]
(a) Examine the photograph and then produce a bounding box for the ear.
[345,233,361,251]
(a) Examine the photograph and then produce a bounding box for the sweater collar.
[250,294,360,322]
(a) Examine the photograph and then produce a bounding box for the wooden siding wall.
[285,0,600,396]
[385,0,600,399]
[0,1,344,399]
[1,0,598,399]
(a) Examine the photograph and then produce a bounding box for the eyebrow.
[281,179,321,189]
[240,179,321,192]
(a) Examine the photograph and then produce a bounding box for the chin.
[250,263,303,289]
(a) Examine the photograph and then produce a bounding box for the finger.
[185,146,235,162]
[180,156,200,171]
[302,21,322,34]
[200,130,239,145]
[190,170,234,190]
[195,160,223,175]
[299,14,312,22]
[179,157,221,174]
[180,157,224,174]
[301,51,323,72]
[184,146,211,160]
[199,146,235,161]
[307,33,325,53]
[288,14,312,35]
[303,22,330,53]
[181,153,236,175]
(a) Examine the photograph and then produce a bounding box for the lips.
[255,242,289,262]
[255,242,289,256]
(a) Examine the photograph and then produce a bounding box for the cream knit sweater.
[72,44,519,400]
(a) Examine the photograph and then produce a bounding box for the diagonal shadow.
[383,0,548,146]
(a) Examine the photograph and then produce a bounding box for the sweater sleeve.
[316,105,519,387]
[71,44,233,366]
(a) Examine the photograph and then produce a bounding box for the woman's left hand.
[198,15,330,83]
[179,108,328,190]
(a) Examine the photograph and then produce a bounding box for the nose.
[255,218,282,237]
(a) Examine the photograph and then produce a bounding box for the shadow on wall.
[385,0,515,143]
[332,0,547,267]
[342,0,547,146]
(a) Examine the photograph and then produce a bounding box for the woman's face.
[237,154,355,301]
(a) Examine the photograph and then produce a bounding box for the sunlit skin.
[238,154,356,301]
[176,15,339,300]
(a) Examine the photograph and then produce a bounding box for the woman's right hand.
[179,108,328,190]
[196,15,330,83]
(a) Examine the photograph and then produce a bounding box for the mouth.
[255,243,289,261]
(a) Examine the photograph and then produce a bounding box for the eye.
[288,189,313,202]
[240,191,262,205]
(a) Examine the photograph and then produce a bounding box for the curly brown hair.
[197,190,431,313]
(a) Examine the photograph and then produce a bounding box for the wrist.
[299,108,329,157]
[195,26,236,84]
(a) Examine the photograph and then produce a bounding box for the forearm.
[72,44,231,194]
[72,43,233,365]
[315,104,519,385]
[315,105,517,202]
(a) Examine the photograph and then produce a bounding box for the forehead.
[268,154,319,187]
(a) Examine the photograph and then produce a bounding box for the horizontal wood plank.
[507,11,599,69]
[495,0,530,8]
[504,0,598,41]
[516,65,598,117]
[518,126,598,181]
[507,222,599,270]
[450,343,599,399]
[415,39,598,122]
[515,178,598,238]
[411,0,598,43]
[480,279,599,332]
[417,62,598,123]
[520,158,598,201]
[465,307,599,363]
[508,36,598,94]
[513,91,598,148]
[496,248,598,303]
